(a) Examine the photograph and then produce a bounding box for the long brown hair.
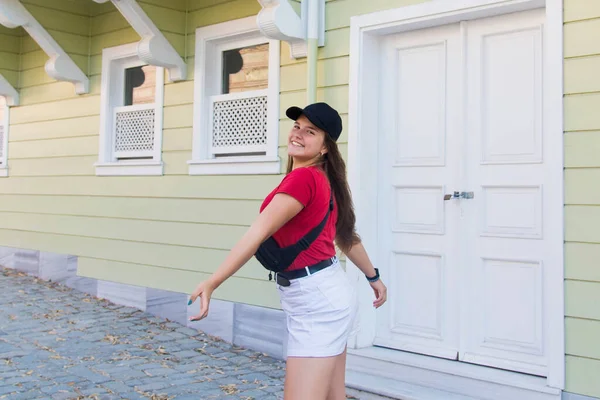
[286,134,361,253]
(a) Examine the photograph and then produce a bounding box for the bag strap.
[290,187,334,252]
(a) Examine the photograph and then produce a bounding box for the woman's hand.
[370,279,387,308]
[188,280,215,321]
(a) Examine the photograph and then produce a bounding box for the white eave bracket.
[257,0,325,59]
[0,0,89,94]
[93,0,186,82]
[0,74,19,105]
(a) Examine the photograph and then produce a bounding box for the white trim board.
[95,42,165,177]
[346,0,564,398]
[188,16,281,176]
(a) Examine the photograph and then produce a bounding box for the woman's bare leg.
[284,355,338,400]
[326,347,347,400]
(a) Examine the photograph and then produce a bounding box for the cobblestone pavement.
[0,267,289,400]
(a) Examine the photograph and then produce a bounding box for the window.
[0,96,8,177]
[96,43,165,176]
[189,16,281,175]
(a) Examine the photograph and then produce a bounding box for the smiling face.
[287,115,328,168]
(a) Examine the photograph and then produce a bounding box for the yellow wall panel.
[162,128,193,152]
[10,96,100,124]
[164,80,194,106]
[188,0,233,12]
[565,280,600,320]
[91,10,130,36]
[89,55,102,77]
[21,53,88,77]
[6,156,97,177]
[21,31,90,56]
[564,18,600,58]
[565,356,600,398]
[564,132,600,167]
[21,3,90,36]
[564,0,600,22]
[565,205,600,243]
[19,67,56,88]
[565,56,600,94]
[89,1,112,16]
[163,104,194,129]
[140,3,186,35]
[0,25,24,37]
[0,70,18,88]
[566,317,600,360]
[162,150,191,175]
[162,32,186,57]
[21,0,91,16]
[565,243,600,282]
[280,28,351,67]
[8,136,98,159]
[9,116,100,141]
[0,33,21,54]
[279,57,350,91]
[564,93,600,132]
[139,0,187,12]
[0,52,19,70]
[0,176,279,200]
[0,211,250,252]
[19,76,101,106]
[187,0,260,32]
[0,194,261,227]
[20,50,51,70]
[565,169,600,205]
[90,29,140,55]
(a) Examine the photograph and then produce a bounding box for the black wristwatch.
[366,268,380,282]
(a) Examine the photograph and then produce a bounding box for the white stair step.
[346,370,479,400]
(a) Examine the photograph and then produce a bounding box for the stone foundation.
[0,246,288,360]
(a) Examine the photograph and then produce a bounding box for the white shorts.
[276,259,358,358]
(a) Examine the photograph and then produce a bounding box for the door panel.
[461,9,549,376]
[375,8,550,376]
[375,24,462,360]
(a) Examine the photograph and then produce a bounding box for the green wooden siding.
[564,0,600,397]
[0,25,22,88]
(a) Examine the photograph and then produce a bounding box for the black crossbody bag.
[255,190,334,276]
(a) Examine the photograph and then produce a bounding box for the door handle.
[444,191,474,200]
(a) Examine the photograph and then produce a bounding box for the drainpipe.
[306,0,318,104]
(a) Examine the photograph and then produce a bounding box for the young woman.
[188,102,387,400]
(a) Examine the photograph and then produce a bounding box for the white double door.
[375,9,554,376]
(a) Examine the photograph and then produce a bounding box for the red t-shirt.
[259,166,337,271]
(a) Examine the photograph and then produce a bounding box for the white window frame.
[189,16,281,175]
[95,43,165,176]
[0,98,9,177]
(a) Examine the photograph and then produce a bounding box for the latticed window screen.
[210,93,268,155]
[113,104,155,159]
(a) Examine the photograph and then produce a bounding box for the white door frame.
[346,0,564,390]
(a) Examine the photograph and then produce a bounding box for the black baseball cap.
[286,102,343,142]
